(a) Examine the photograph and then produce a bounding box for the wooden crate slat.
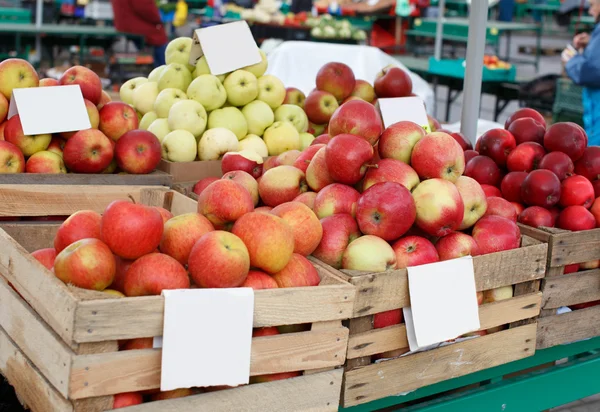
[0,185,165,217]
[0,223,59,252]
[347,292,542,360]
[537,305,600,349]
[343,324,537,407]
[346,241,546,317]
[542,269,600,309]
[69,329,348,399]
[0,327,73,412]
[140,189,198,216]
[121,370,343,412]
[549,229,600,267]
[0,171,172,186]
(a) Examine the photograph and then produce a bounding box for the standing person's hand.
[573,32,590,49]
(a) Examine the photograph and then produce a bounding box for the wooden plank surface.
[542,269,600,309]
[0,280,74,397]
[346,243,547,316]
[537,305,600,349]
[0,171,172,186]
[69,328,348,398]
[342,324,537,407]
[549,229,600,267]
[0,223,57,252]
[347,293,542,360]
[0,185,164,216]
[120,369,343,412]
[0,328,73,412]
[0,229,78,346]
[73,284,354,343]
[157,159,222,184]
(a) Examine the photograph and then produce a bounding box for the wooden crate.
[0,185,356,411]
[157,159,222,184]
[519,225,600,350]
[313,236,548,408]
[0,171,172,186]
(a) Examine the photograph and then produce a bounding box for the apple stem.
[128,195,137,204]
[365,164,379,169]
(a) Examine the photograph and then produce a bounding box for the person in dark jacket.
[564,0,600,145]
[111,0,169,67]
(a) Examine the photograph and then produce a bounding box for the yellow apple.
[148,119,171,143]
[132,81,159,115]
[187,74,227,112]
[263,121,300,156]
[274,104,309,133]
[148,65,166,83]
[154,88,188,118]
[139,111,158,130]
[223,70,258,107]
[241,49,268,78]
[257,75,286,110]
[207,107,248,141]
[299,132,315,149]
[193,56,227,82]
[120,77,148,105]
[198,128,239,160]
[239,134,269,157]
[158,63,192,92]
[168,100,207,138]
[162,130,197,162]
[165,37,194,71]
[241,100,274,136]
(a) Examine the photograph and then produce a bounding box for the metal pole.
[460,0,489,144]
[434,0,446,60]
[35,0,43,61]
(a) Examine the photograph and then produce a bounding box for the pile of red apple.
[0,58,161,175]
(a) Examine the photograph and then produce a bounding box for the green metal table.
[342,336,600,411]
[407,17,542,71]
[526,3,562,35]
[570,15,596,34]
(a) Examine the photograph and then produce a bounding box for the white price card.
[189,21,261,75]
[405,256,480,351]
[378,96,431,132]
[160,288,254,391]
[8,85,91,136]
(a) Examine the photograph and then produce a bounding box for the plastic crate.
[428,57,516,82]
[553,78,584,116]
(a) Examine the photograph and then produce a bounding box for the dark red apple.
[544,122,587,161]
[476,129,517,167]
[449,132,473,151]
[549,207,561,226]
[472,215,521,254]
[560,175,595,208]
[464,155,502,186]
[374,66,413,98]
[556,206,596,231]
[481,184,502,197]
[501,172,528,203]
[538,151,574,180]
[518,206,554,228]
[484,196,518,222]
[564,264,579,274]
[521,169,561,208]
[574,146,600,182]
[593,180,600,198]
[512,202,525,215]
[464,150,479,164]
[507,117,545,145]
[504,108,546,129]
[325,134,374,185]
[506,142,545,172]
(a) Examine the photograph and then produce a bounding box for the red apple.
[506,142,545,172]
[0,140,25,173]
[259,165,307,207]
[484,196,518,222]
[472,215,521,254]
[283,87,306,108]
[0,121,7,140]
[378,121,426,163]
[63,129,113,173]
[272,253,320,287]
[356,182,416,240]
[47,136,66,157]
[351,79,376,103]
[574,146,600,182]
[481,184,502,198]
[124,253,189,296]
[557,206,596,231]
[328,100,383,145]
[311,134,331,145]
[316,62,355,101]
[313,183,360,218]
[151,389,195,400]
[512,202,525,215]
[97,90,112,110]
[560,175,595,208]
[101,199,164,259]
[253,327,279,337]
[464,155,502,186]
[518,206,554,228]
[271,201,323,256]
[54,238,116,290]
[363,158,420,192]
[222,170,259,206]
[435,232,480,260]
[342,235,397,272]
[58,65,103,104]
[538,151,574,180]
[293,144,324,173]
[61,99,100,139]
[373,310,402,328]
[501,172,528,203]
[504,108,546,129]
[312,214,360,269]
[412,178,464,237]
[455,175,488,230]
[428,115,441,132]
[98,102,139,141]
[54,210,102,253]
[113,392,143,409]
[222,151,263,178]
[521,169,561,208]
[39,78,59,87]
[304,90,339,125]
[476,129,516,167]
[306,146,334,192]
[114,130,161,174]
[392,236,439,268]
[31,248,57,270]
[325,134,374,184]
[507,117,546,145]
[110,255,133,294]
[293,192,317,209]
[192,177,219,196]
[198,179,254,229]
[242,270,278,289]
[25,150,67,174]
[544,122,587,161]
[410,132,465,182]
[374,66,413,97]
[4,114,51,157]
[160,213,215,265]
[464,150,479,164]
[564,264,580,274]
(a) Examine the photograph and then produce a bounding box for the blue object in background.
[498,0,515,22]
[532,0,546,23]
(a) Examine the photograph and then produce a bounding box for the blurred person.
[111,0,169,67]
[563,0,600,145]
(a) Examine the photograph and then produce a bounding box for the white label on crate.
[8,85,91,136]
[405,256,480,351]
[378,96,431,132]
[189,21,261,75]
[160,288,254,391]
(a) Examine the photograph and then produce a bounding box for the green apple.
[198,127,239,160]
[158,63,192,92]
[120,77,148,105]
[208,107,248,141]
[223,70,258,107]
[193,56,227,82]
[274,104,309,133]
[299,132,315,149]
[132,82,159,115]
[139,111,159,130]
[165,37,194,71]
[154,88,188,118]
[257,75,286,110]
[239,134,269,157]
[263,121,301,156]
[168,100,207,138]
[147,118,171,143]
[241,49,268,78]
[161,130,198,162]
[148,65,166,83]
[187,75,227,112]
[241,100,274,136]
[310,122,327,136]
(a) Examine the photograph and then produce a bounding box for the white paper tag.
[8,85,91,136]
[189,21,261,75]
[406,256,480,350]
[160,288,254,391]
[378,97,430,132]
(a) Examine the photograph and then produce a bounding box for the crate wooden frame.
[0,185,356,411]
[519,225,600,350]
[0,171,172,186]
[313,236,548,407]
